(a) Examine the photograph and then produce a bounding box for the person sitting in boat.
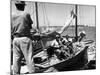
[72,31,86,53]
[78,31,86,42]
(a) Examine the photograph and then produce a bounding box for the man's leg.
[19,37,35,73]
[13,38,23,74]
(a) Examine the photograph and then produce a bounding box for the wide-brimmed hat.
[15,1,26,11]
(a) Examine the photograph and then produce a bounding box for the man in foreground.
[12,1,35,74]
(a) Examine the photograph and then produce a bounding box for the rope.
[42,3,46,27]
[43,3,50,28]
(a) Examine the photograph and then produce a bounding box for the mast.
[75,4,78,41]
[35,2,39,30]
[35,2,45,50]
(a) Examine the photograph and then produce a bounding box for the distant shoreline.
[39,25,96,28]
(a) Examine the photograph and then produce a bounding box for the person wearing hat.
[15,1,26,11]
[78,31,86,42]
[11,1,61,74]
[11,1,36,74]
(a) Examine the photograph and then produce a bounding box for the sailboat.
[11,1,95,74]
[31,2,95,72]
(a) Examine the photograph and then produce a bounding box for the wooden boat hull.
[34,46,88,72]
[54,46,88,71]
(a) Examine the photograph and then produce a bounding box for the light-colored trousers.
[13,37,35,74]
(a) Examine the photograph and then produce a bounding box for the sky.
[11,0,96,27]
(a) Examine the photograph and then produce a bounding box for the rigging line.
[59,8,75,34]
[61,19,73,35]
[72,6,76,37]
[42,3,46,27]
[70,6,76,37]
[60,7,75,34]
[43,3,50,28]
